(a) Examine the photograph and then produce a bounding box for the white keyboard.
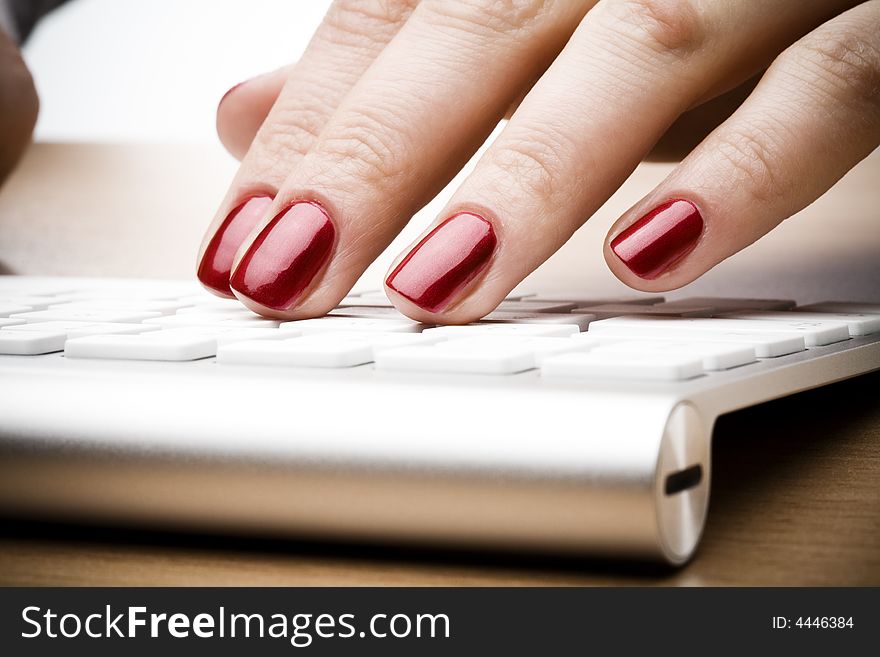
[1,276,879,565]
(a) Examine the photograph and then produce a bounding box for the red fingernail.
[198,195,274,296]
[386,212,496,313]
[218,80,246,109]
[611,199,703,279]
[229,201,336,311]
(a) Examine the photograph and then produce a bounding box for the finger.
[197,0,416,297]
[606,1,880,289]
[0,29,38,183]
[216,66,290,160]
[383,0,857,323]
[646,75,759,162]
[228,1,589,317]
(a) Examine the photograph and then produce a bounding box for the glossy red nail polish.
[198,195,274,296]
[229,201,335,311]
[610,199,703,279]
[386,212,496,313]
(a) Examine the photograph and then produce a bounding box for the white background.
[24,0,331,144]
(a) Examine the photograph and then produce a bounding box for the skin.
[205,0,880,323]
[0,29,39,184]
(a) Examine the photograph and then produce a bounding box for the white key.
[65,323,162,339]
[218,332,440,368]
[175,304,251,314]
[0,330,68,355]
[65,332,217,361]
[723,311,880,336]
[429,335,590,365]
[377,340,537,375]
[0,318,27,328]
[574,329,804,358]
[494,300,577,313]
[0,303,34,317]
[796,301,880,315]
[4,320,106,333]
[176,294,242,307]
[336,295,395,308]
[654,297,795,312]
[594,340,756,370]
[424,323,580,338]
[48,299,191,314]
[329,306,405,319]
[588,316,849,347]
[571,304,714,319]
[144,313,282,328]
[482,312,595,331]
[0,296,55,310]
[10,309,162,324]
[280,317,426,334]
[541,351,703,381]
[155,326,292,347]
[526,293,664,305]
[4,320,159,338]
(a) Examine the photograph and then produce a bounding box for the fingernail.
[198,195,274,296]
[229,201,336,311]
[386,212,497,313]
[611,199,703,279]
[218,80,247,109]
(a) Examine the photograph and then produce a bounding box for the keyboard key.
[721,311,880,337]
[0,303,34,317]
[482,312,595,331]
[336,295,395,308]
[280,317,427,334]
[376,340,538,375]
[526,293,664,305]
[494,300,578,313]
[796,301,880,315]
[0,318,27,328]
[541,351,704,381]
[588,316,849,347]
[65,332,217,361]
[218,332,441,368]
[424,323,580,338]
[593,340,756,370]
[154,326,292,348]
[573,329,804,358]
[0,296,55,310]
[328,306,405,319]
[571,304,714,319]
[428,335,591,364]
[4,320,160,338]
[48,299,192,314]
[653,297,795,312]
[10,309,163,324]
[144,313,282,328]
[0,330,68,355]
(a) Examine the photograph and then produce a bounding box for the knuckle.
[323,0,417,45]
[592,0,707,58]
[246,106,327,181]
[487,128,572,207]
[315,107,409,188]
[714,125,787,205]
[791,28,880,111]
[420,0,555,37]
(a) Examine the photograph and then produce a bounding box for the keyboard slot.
[664,464,703,496]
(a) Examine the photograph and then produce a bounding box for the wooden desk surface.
[0,144,878,585]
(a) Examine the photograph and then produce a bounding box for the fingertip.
[216,67,289,160]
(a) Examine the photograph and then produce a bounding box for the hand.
[198,0,880,322]
[0,28,38,184]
